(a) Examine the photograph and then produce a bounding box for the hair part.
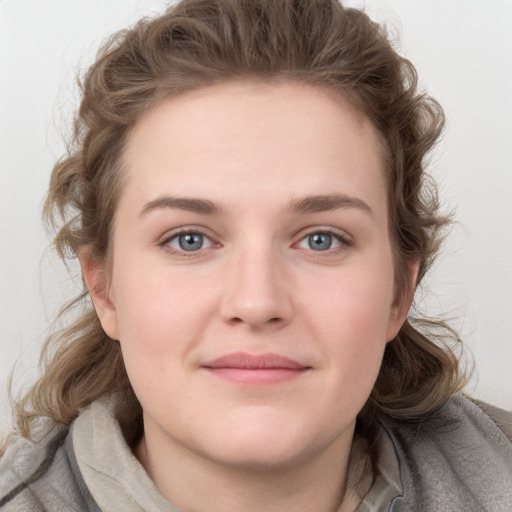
[3,0,467,460]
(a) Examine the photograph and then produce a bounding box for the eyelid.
[158,226,221,254]
[293,227,353,250]
[156,225,352,255]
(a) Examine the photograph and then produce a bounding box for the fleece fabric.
[1,394,511,512]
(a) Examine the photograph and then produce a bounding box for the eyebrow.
[139,193,373,217]
[288,194,373,216]
[140,196,221,216]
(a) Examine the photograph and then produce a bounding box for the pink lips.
[202,352,310,385]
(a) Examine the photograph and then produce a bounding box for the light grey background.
[1,0,511,435]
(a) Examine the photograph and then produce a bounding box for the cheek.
[302,256,395,372]
[111,272,205,406]
[312,277,393,417]
[307,256,395,330]
[110,257,217,367]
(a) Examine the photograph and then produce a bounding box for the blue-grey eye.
[167,232,213,252]
[297,232,342,251]
[308,233,332,251]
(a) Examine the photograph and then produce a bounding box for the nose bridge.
[221,237,292,327]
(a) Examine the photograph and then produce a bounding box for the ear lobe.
[79,247,119,340]
[386,261,419,342]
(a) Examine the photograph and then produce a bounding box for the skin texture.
[83,81,415,512]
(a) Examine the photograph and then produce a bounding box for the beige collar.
[73,395,401,512]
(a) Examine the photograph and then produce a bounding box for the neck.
[134,421,366,512]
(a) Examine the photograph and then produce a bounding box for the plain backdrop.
[1,0,511,435]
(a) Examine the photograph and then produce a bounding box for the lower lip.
[203,367,308,385]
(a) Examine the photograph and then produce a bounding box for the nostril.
[227,316,283,327]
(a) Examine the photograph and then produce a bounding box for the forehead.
[121,81,387,215]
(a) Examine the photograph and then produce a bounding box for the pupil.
[309,233,331,251]
[179,233,203,251]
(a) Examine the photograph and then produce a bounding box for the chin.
[210,439,310,471]
[198,413,329,470]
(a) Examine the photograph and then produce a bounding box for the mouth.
[201,352,311,385]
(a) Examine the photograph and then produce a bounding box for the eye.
[165,232,214,252]
[296,231,345,251]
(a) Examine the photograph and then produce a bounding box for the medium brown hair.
[5,0,466,453]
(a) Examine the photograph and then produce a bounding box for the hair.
[3,0,467,460]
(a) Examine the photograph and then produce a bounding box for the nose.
[220,245,294,329]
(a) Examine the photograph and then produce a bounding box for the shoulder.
[380,395,512,512]
[0,427,99,512]
[469,397,512,441]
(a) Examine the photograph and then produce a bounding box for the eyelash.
[158,227,352,257]
[159,228,218,256]
[295,228,352,253]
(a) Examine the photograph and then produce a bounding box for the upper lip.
[202,352,309,370]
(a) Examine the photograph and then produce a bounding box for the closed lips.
[201,352,311,385]
[202,352,309,370]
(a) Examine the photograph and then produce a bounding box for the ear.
[386,261,419,342]
[79,247,119,340]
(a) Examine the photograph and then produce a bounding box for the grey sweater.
[1,394,511,511]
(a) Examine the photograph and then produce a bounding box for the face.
[86,81,412,470]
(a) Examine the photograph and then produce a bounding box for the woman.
[1,0,511,510]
